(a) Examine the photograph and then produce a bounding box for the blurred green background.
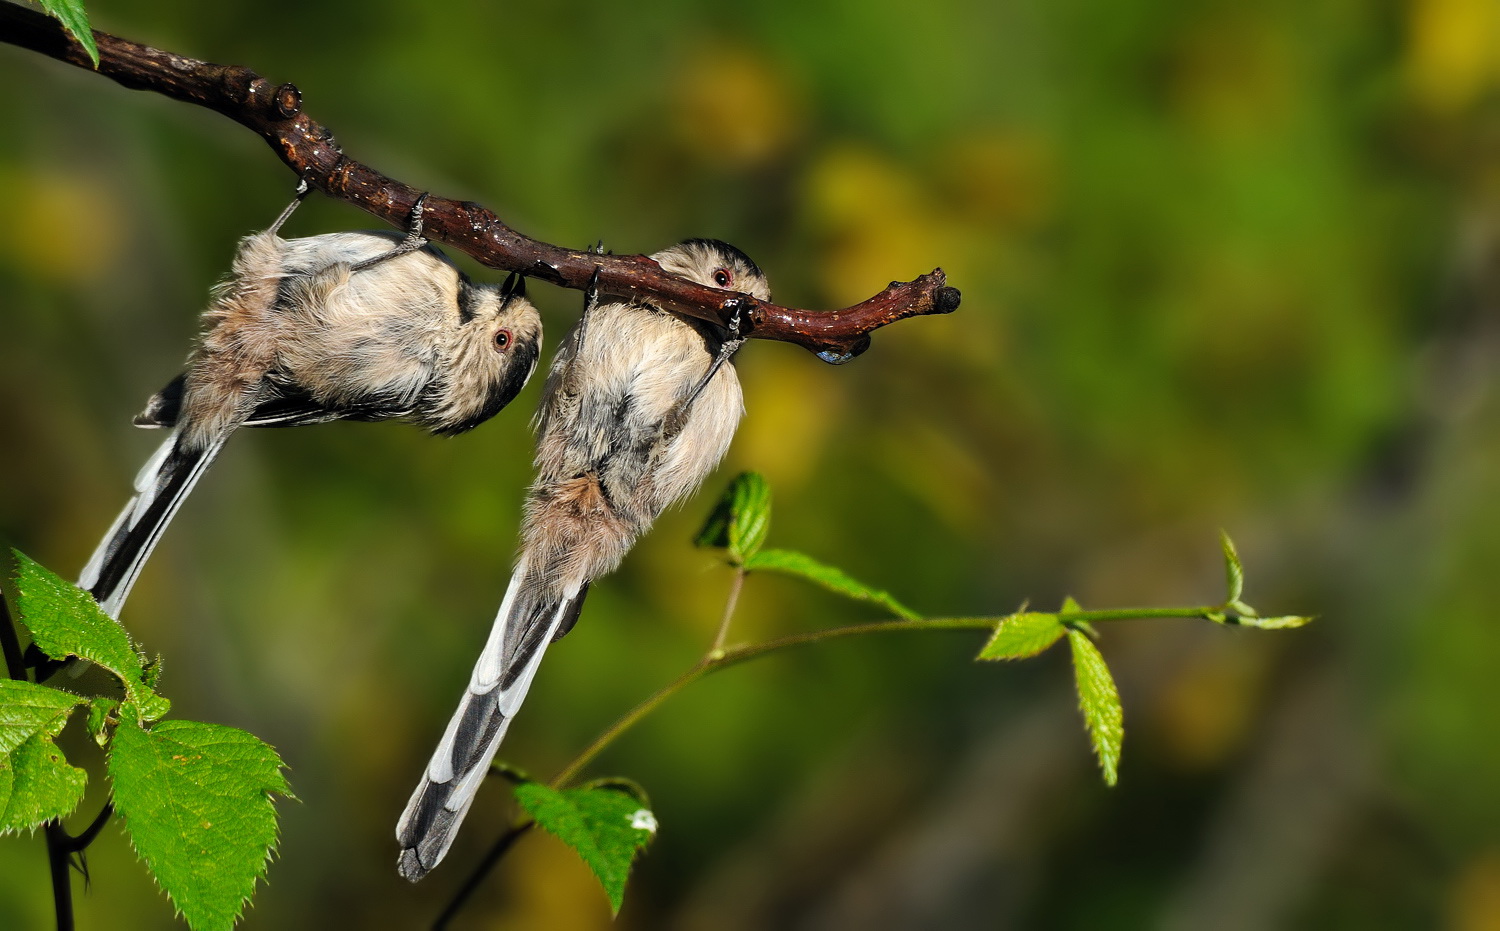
[2,0,1499,927]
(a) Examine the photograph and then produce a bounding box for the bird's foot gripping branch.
[0,2,961,363]
[431,474,1312,927]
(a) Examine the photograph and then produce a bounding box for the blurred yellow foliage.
[732,349,845,490]
[1451,851,1500,931]
[937,129,1054,229]
[1407,0,1500,113]
[1147,638,1270,771]
[876,417,993,536]
[492,828,619,930]
[672,43,803,169]
[1171,13,1298,142]
[804,143,951,306]
[0,165,123,283]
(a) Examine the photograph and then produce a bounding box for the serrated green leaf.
[743,548,920,620]
[1233,614,1313,630]
[87,697,119,747]
[977,612,1065,660]
[695,473,772,564]
[109,718,291,931]
[514,782,656,916]
[11,550,170,721]
[1067,629,1123,787]
[727,472,771,563]
[0,727,87,835]
[0,678,85,755]
[693,494,732,550]
[0,681,87,834]
[38,0,99,67]
[143,655,164,691]
[1220,531,1244,603]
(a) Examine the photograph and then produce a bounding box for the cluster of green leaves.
[702,474,1307,825]
[390,472,1311,922]
[2,551,291,931]
[977,531,1311,784]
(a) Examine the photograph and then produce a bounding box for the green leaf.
[0,680,88,834]
[0,678,85,755]
[1220,531,1244,604]
[694,495,732,550]
[1232,614,1313,630]
[727,472,771,563]
[0,729,88,835]
[11,550,170,721]
[1067,629,1123,786]
[744,548,920,620]
[695,472,772,564]
[87,697,119,747]
[109,718,292,931]
[514,782,657,916]
[977,611,1065,660]
[38,0,99,67]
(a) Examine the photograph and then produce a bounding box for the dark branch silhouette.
[0,4,961,361]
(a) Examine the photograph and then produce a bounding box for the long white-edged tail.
[77,429,229,620]
[396,561,588,881]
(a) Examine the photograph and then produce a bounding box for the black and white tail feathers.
[77,381,338,623]
[396,563,589,881]
[77,429,229,620]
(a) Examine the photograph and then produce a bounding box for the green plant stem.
[550,615,998,789]
[550,659,715,790]
[444,599,1217,926]
[548,607,1221,789]
[710,568,746,655]
[1056,606,1213,623]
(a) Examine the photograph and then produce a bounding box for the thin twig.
[0,3,961,361]
[440,609,998,924]
[0,589,27,681]
[549,659,717,792]
[431,822,533,931]
[437,579,1236,926]
[65,802,115,853]
[550,615,998,788]
[0,596,72,930]
[710,568,746,656]
[44,822,74,931]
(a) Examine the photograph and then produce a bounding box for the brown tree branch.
[0,3,961,361]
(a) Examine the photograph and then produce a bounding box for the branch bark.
[0,3,961,361]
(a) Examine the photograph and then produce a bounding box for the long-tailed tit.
[396,239,770,880]
[78,192,544,620]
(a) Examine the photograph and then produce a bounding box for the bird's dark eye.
[493,329,512,351]
[713,268,732,288]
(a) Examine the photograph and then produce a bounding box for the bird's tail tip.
[397,847,431,883]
